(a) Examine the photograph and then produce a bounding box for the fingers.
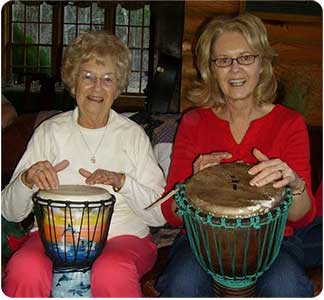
[24,160,68,190]
[79,168,121,186]
[79,168,92,178]
[248,150,298,189]
[193,152,232,174]
[252,148,269,162]
[54,160,70,172]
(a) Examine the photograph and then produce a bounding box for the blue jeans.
[292,216,323,268]
[155,218,322,297]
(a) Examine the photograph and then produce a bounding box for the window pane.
[143,28,149,48]
[128,72,140,93]
[129,27,142,48]
[26,5,39,22]
[12,1,24,21]
[39,46,51,67]
[115,26,128,45]
[116,4,129,25]
[64,25,76,45]
[40,24,52,44]
[26,46,38,66]
[12,45,24,65]
[64,5,76,23]
[26,23,38,44]
[142,50,149,70]
[141,72,148,93]
[130,8,143,26]
[92,3,104,24]
[78,24,90,34]
[78,6,90,23]
[131,49,141,71]
[144,5,150,26]
[12,23,25,43]
[40,3,53,22]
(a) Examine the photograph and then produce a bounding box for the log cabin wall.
[180,0,322,126]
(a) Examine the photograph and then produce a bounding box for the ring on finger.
[279,169,284,180]
[36,169,43,176]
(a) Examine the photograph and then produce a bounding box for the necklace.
[78,123,108,164]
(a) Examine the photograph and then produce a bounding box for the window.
[63,3,105,46]
[115,4,150,94]
[11,1,53,76]
[5,1,151,102]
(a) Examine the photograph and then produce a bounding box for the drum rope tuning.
[175,182,292,295]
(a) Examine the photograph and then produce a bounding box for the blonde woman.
[156,14,316,297]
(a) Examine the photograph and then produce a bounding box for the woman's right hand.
[21,160,69,190]
[193,152,232,174]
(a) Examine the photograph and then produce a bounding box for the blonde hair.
[61,31,132,96]
[187,13,277,108]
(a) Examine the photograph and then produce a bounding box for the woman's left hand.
[248,148,305,193]
[79,168,125,191]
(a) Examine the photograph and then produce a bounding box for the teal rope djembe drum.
[33,185,115,298]
[175,163,292,297]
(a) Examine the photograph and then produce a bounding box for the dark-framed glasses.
[77,71,116,88]
[211,54,259,68]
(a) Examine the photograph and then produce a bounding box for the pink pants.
[3,231,157,297]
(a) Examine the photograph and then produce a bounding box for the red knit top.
[161,105,316,236]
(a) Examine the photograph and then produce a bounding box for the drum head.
[186,163,284,218]
[37,185,112,202]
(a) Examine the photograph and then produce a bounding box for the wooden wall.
[180,0,322,126]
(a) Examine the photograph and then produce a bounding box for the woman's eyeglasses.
[211,54,259,68]
[77,71,116,88]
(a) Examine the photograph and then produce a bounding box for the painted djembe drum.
[33,185,115,298]
[175,163,292,297]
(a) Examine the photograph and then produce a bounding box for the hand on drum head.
[248,148,304,191]
[79,168,125,192]
[21,160,69,190]
[193,152,232,174]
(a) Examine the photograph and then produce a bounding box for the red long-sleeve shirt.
[161,105,316,236]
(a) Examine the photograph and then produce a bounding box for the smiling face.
[72,56,118,127]
[211,31,262,104]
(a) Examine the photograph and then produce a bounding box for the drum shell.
[188,212,282,277]
[33,195,115,270]
[176,183,292,288]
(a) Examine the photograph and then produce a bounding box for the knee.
[156,250,213,297]
[256,274,314,297]
[256,255,314,297]
[3,255,52,297]
[92,255,138,286]
[6,250,52,282]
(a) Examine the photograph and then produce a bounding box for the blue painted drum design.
[33,185,115,298]
[175,163,292,297]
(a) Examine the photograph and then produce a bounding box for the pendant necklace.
[78,123,108,164]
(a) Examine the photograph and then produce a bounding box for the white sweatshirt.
[2,108,166,239]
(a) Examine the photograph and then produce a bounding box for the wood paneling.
[180,0,322,125]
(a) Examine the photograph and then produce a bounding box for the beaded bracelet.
[291,180,306,196]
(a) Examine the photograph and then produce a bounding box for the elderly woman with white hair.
[2,31,166,297]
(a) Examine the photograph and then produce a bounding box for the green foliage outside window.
[12,23,51,73]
